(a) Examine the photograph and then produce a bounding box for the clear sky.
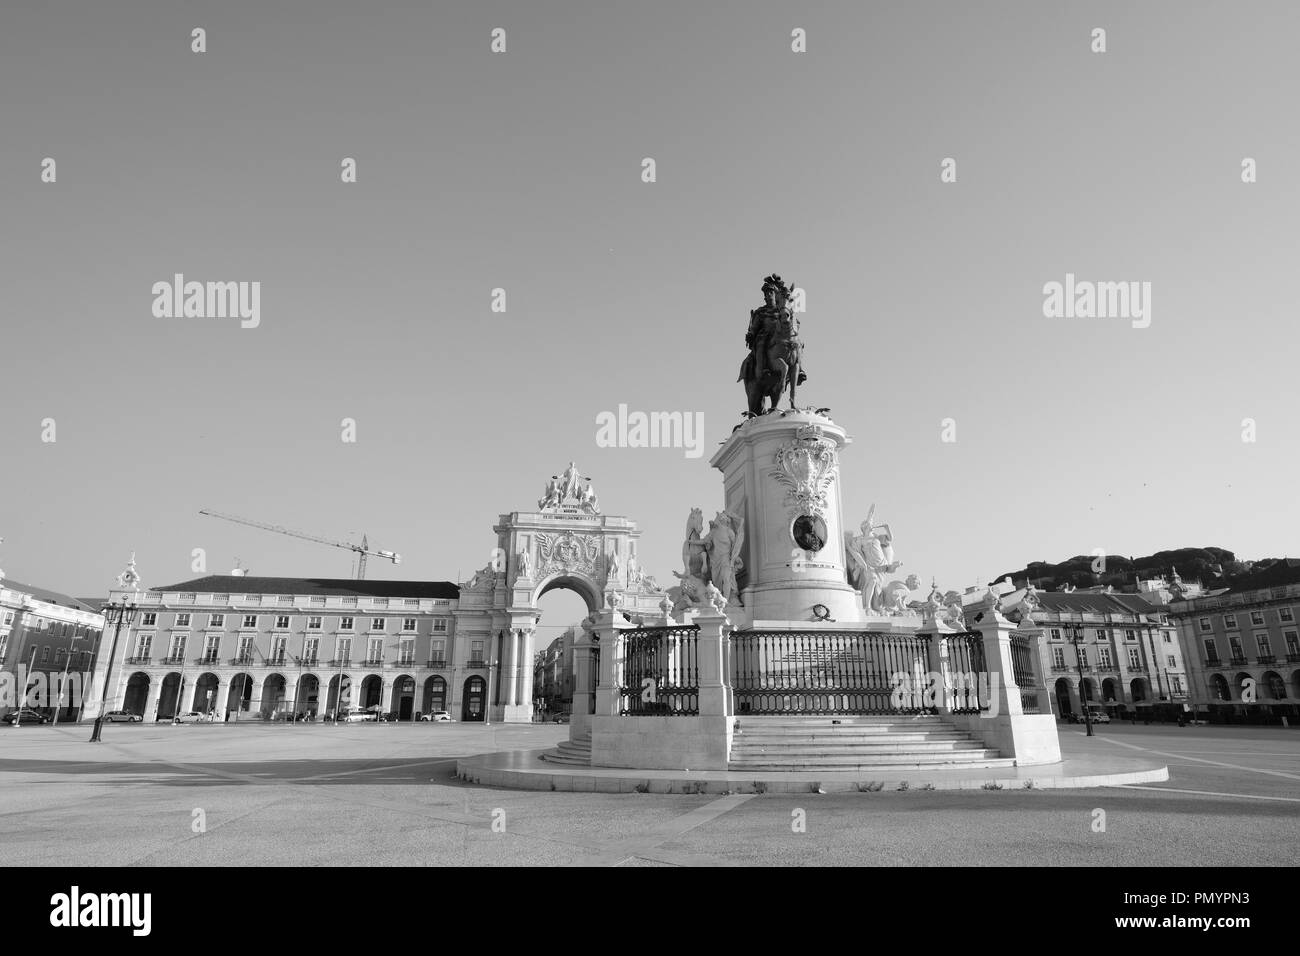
[2,1,1297,601]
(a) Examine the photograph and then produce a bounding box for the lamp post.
[1068,618,1094,737]
[51,626,86,727]
[13,644,39,729]
[90,595,138,743]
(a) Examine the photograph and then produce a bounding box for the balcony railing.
[426,659,447,668]
[160,655,186,665]
[125,656,151,665]
[1229,657,1248,666]
[196,655,220,665]
[391,659,416,668]
[466,658,487,669]
[229,656,256,666]
[1287,653,1300,663]
[1205,657,1223,668]
[363,657,384,666]
[328,658,351,666]
[265,654,287,666]
[1256,655,1276,665]
[296,656,319,666]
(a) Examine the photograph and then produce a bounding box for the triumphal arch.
[452,461,669,722]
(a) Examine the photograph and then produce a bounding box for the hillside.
[992,547,1289,592]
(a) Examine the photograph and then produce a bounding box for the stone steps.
[729,714,1009,771]
[540,732,592,767]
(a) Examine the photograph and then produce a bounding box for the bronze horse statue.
[738,305,804,417]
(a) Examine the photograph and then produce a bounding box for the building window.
[1255,634,1273,658]
[40,645,51,664]
[430,639,446,663]
[308,616,322,630]
[433,618,449,633]
[370,618,385,631]
[0,633,8,659]
[1052,647,1065,668]
[339,617,354,631]
[142,612,157,627]
[336,637,351,663]
[1049,628,1061,641]
[55,648,67,667]
[367,637,383,663]
[1198,618,1211,633]
[1250,611,1265,626]
[209,613,225,628]
[403,618,417,631]
[1203,639,1219,663]
[236,635,254,663]
[169,635,187,660]
[399,639,414,665]
[275,615,290,629]
[1229,635,1244,661]
[134,635,152,661]
[242,615,258,629]
[1095,629,1106,641]
[175,613,191,628]
[1124,629,1136,642]
[203,635,220,662]
[1128,648,1141,669]
[1098,647,1112,668]
[1285,630,1299,657]
[1166,655,1176,667]
[1171,675,1184,695]
[304,637,319,664]
[1162,632,1172,643]
[471,640,484,663]
[1224,613,1237,629]
[270,636,287,664]
[1280,607,1295,623]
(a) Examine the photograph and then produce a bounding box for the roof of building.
[1029,591,1163,618]
[0,578,101,613]
[149,575,460,600]
[1223,558,1300,594]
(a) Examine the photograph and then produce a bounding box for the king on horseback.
[738,273,807,418]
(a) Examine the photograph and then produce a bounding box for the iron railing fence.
[731,630,934,716]
[618,626,699,716]
[1010,632,1042,714]
[944,630,988,714]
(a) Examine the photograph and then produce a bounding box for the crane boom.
[199,509,400,579]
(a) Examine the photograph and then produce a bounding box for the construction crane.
[199,510,401,579]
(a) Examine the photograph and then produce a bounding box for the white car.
[342,711,375,723]
[1084,710,1112,724]
[173,712,206,723]
[420,711,453,722]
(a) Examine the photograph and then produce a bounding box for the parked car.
[2,708,49,724]
[420,710,453,722]
[104,710,142,722]
[173,712,206,723]
[342,710,375,723]
[551,712,572,724]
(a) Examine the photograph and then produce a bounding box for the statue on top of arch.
[538,461,601,515]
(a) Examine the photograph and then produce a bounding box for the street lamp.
[90,595,137,743]
[1067,618,1094,737]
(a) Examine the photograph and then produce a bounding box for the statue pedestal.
[710,410,864,625]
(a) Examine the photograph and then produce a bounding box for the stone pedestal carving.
[709,410,864,624]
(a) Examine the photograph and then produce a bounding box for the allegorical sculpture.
[845,505,905,614]
[538,462,600,514]
[667,506,744,614]
[738,273,806,417]
[517,548,533,579]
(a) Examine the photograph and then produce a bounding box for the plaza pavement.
[0,719,1295,866]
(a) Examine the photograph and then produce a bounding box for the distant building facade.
[1166,559,1300,722]
[0,577,105,720]
[1003,586,1189,720]
[535,626,578,715]
[89,573,490,722]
